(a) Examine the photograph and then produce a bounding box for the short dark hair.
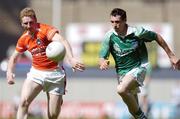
[110,8,127,21]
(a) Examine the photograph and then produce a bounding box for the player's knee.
[48,108,61,119]
[117,85,127,96]
[19,99,30,108]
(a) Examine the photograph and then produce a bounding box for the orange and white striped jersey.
[16,23,60,70]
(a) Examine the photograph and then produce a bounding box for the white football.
[46,41,66,62]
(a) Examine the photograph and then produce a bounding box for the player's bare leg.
[47,93,63,119]
[17,79,42,119]
[117,75,147,119]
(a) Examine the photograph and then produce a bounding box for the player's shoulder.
[104,29,115,38]
[39,23,53,30]
[128,25,145,36]
[39,23,58,33]
[18,32,29,41]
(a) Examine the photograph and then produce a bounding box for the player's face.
[21,16,36,32]
[110,15,126,33]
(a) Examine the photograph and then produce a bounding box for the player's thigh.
[20,79,43,103]
[47,93,63,113]
[120,74,139,91]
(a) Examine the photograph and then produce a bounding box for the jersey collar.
[112,25,135,38]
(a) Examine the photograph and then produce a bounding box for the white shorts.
[27,67,66,95]
[117,63,149,94]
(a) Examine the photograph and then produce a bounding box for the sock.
[134,108,147,119]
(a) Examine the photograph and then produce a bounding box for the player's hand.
[169,56,179,70]
[175,59,180,70]
[99,58,110,70]
[6,72,15,85]
[69,58,85,72]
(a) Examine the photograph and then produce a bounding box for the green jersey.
[99,26,157,75]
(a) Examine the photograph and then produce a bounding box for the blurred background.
[0,0,180,119]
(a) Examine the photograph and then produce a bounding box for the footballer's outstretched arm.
[52,33,85,71]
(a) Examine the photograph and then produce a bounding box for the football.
[46,41,66,62]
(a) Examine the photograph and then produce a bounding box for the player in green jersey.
[99,8,179,119]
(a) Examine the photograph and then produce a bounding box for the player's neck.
[117,24,128,37]
[27,30,35,38]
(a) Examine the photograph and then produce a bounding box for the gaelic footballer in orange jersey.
[7,7,85,119]
[16,23,59,70]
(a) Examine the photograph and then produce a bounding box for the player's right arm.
[6,50,21,85]
[99,31,111,70]
[99,58,110,70]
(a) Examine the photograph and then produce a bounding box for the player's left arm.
[155,33,178,69]
[52,33,85,71]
